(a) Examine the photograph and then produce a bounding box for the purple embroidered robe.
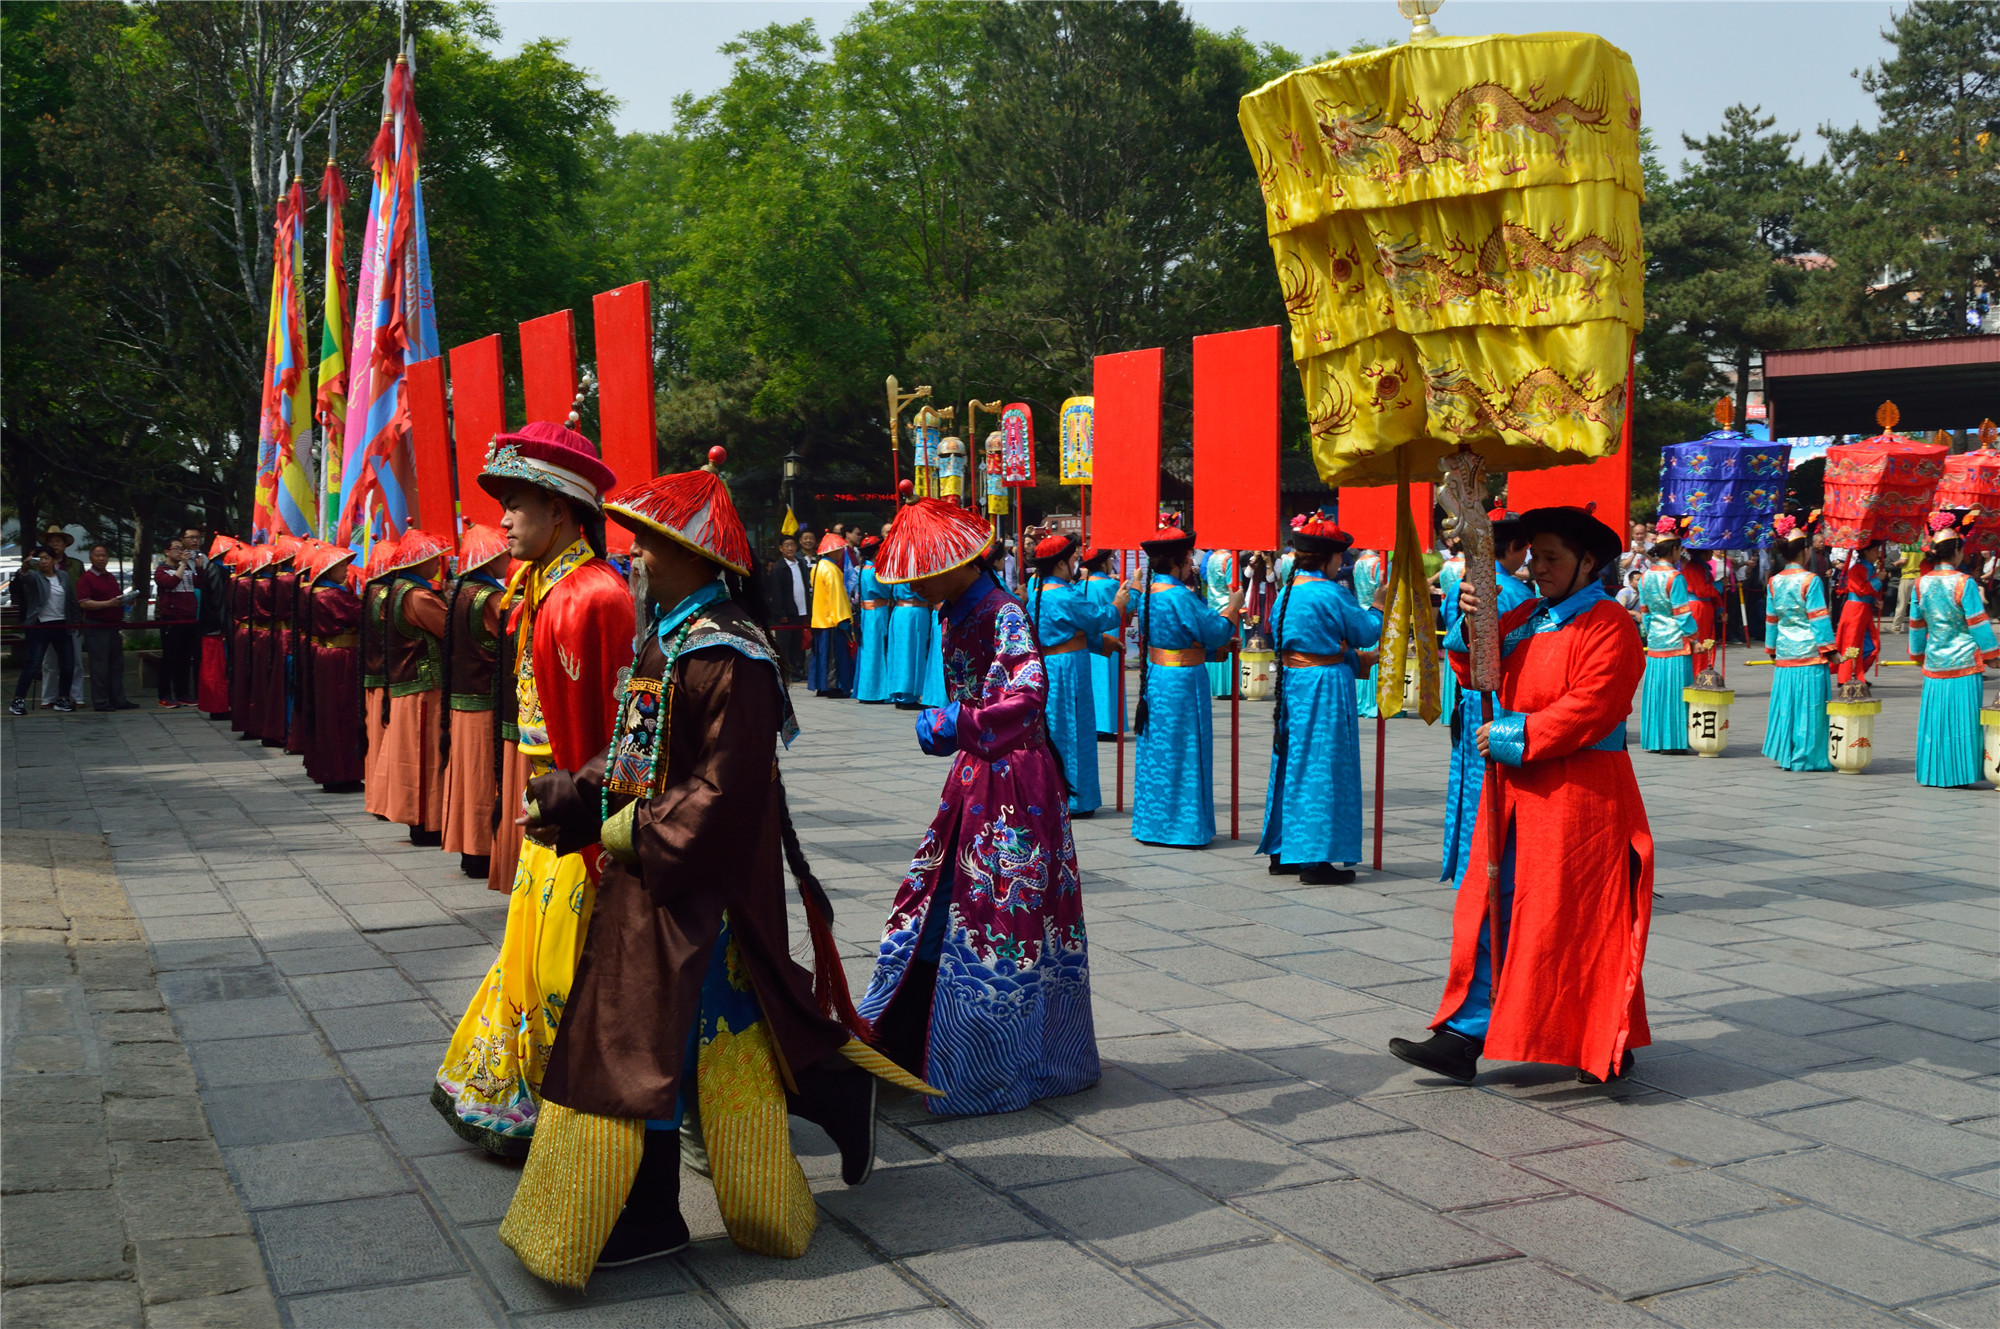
[858,574,1098,1114]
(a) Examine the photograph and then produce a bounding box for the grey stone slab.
[1146,944,1289,986]
[309,1000,449,1052]
[1310,1130,1561,1210]
[131,1234,270,1304]
[694,1222,930,1329]
[904,1237,1175,1329]
[1101,1032,1288,1091]
[1163,1000,1329,1051]
[1836,991,2000,1043]
[265,945,393,977]
[254,1193,462,1296]
[1240,1178,1515,1279]
[1726,1147,2000,1236]
[1931,1219,2000,1263]
[391,945,496,983]
[1212,973,1390,1020]
[142,913,252,943]
[204,1078,370,1148]
[173,996,310,1042]
[190,1034,339,1089]
[1094,967,1237,1011]
[113,1167,251,1240]
[0,1281,145,1329]
[1254,1038,1465,1101]
[224,1133,413,1209]
[341,1041,448,1100]
[1649,1019,1866,1076]
[1564,1096,1809,1165]
[1648,1273,1908,1328]
[369,924,486,953]
[287,1277,500,1329]
[1385,1259,1665,1328]
[906,1112,1138,1189]
[1910,1284,2000,1329]
[815,1162,1046,1256]
[411,1149,524,1224]
[367,1093,472,1158]
[1145,1239,1432,1328]
[0,1190,130,1284]
[1801,1059,2000,1123]
[1280,949,1433,990]
[157,968,286,1006]
[1766,1100,1997,1174]
[285,968,422,1011]
[1632,1049,1849,1116]
[509,1295,729,1329]
[1464,1195,1751,1300]
[1378,1086,1609,1157]
[1816,1022,2000,1081]
[1696,1205,1997,1307]
[1039,1064,1225,1135]
[1015,1165,1265,1263]
[2,1122,111,1191]
[1193,1080,1408,1145]
[1117,1117,1343,1197]
[1678,989,1879,1037]
[104,1092,213,1143]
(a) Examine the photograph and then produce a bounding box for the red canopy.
[1821,432,1948,548]
[1936,447,2000,555]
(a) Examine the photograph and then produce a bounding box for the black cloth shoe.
[1268,856,1302,876]
[788,1054,878,1186]
[408,828,442,847]
[1577,1051,1636,1085]
[1299,864,1356,886]
[320,781,363,794]
[598,1128,689,1267]
[1388,1028,1482,1084]
[459,854,490,878]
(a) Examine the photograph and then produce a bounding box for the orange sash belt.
[1282,649,1341,668]
[1148,646,1206,667]
[1044,635,1087,655]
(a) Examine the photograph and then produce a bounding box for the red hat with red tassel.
[456,523,512,577]
[603,449,754,575]
[377,527,452,579]
[876,495,995,584]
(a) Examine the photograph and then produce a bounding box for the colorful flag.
[316,152,351,537]
[336,53,439,546]
[252,177,319,539]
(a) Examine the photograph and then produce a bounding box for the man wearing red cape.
[1391,506,1655,1086]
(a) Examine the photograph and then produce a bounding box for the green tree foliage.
[1823,0,1999,336]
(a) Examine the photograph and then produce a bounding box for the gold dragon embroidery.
[1424,360,1624,445]
[1314,80,1609,182]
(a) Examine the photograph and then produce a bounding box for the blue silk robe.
[854,565,892,703]
[886,582,928,704]
[1132,575,1235,846]
[1085,573,1127,737]
[1031,578,1116,814]
[1353,552,1386,717]
[1256,573,1382,867]
[1440,568,1540,884]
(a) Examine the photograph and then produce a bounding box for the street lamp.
[782,448,804,523]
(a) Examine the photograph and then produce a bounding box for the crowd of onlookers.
[7,523,209,715]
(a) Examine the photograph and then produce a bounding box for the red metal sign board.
[520,309,578,426]
[1507,451,1633,549]
[1193,326,1281,551]
[1092,349,1163,550]
[1337,481,1434,552]
[403,357,458,539]
[447,335,506,531]
[593,283,656,554]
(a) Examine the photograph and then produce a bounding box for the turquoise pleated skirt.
[1357,665,1378,719]
[1762,662,1834,772]
[1916,672,1986,787]
[1438,667,1459,736]
[1640,653,1693,751]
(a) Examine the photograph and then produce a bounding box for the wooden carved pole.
[1438,448,1506,976]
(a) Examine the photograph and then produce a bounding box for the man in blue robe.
[1131,527,1239,847]
[1029,535,1127,816]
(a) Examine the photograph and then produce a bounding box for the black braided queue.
[1271,569,1296,756]
[1133,565,1153,737]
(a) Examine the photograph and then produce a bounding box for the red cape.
[514,556,634,777]
[1436,597,1655,1078]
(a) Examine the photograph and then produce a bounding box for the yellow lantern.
[938,435,967,502]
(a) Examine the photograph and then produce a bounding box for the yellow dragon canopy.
[1240,32,1645,488]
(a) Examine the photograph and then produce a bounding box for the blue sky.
[487,1,1898,171]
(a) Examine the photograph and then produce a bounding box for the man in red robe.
[1834,541,1885,688]
[1678,540,1724,677]
[1390,506,1655,1085]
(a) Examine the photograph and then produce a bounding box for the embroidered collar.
[946,572,1000,627]
[654,578,727,641]
[529,537,592,607]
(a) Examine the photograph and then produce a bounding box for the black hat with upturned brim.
[1519,506,1622,574]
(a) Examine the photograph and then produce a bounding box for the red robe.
[227,572,255,731]
[1433,595,1655,1080]
[1680,556,1724,674]
[518,554,632,776]
[243,572,275,739]
[303,583,365,786]
[1833,558,1881,685]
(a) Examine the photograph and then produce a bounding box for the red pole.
[1230,551,1241,841]
[1116,549,1126,813]
[1371,711,1386,871]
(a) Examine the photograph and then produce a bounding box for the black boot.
[1299,863,1356,886]
[459,853,490,879]
[1577,1050,1636,1085]
[408,827,441,847]
[1387,1028,1483,1084]
[788,1052,878,1186]
[1268,856,1301,876]
[597,1129,690,1268]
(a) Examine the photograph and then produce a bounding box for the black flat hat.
[1519,506,1622,573]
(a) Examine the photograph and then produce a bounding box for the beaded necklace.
[601,611,699,822]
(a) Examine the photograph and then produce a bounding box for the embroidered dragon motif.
[1315,81,1609,182]
[1424,361,1624,444]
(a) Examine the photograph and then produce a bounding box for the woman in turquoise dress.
[1910,517,2000,787]
[1257,518,1381,885]
[886,580,928,708]
[1352,549,1386,718]
[1761,519,1836,771]
[1636,519,1699,753]
[1435,544,1465,731]
[1201,550,1238,698]
[1083,549,1127,738]
[1029,535,1126,815]
[1132,527,1239,846]
[853,537,893,703]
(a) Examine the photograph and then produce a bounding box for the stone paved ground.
[2,647,1995,1328]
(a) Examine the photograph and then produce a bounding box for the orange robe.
[381,579,449,832]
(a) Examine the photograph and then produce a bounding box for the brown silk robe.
[381,580,449,831]
[533,624,847,1120]
[361,583,392,816]
[440,581,505,857]
[228,573,255,732]
[303,584,365,786]
[243,571,275,739]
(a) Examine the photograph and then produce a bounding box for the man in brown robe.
[440,526,511,878]
[379,529,454,845]
[504,459,928,1279]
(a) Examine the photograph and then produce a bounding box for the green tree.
[1823,0,1999,336]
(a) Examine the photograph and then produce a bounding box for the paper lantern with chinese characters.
[1822,404,1947,548]
[1238,32,1644,488]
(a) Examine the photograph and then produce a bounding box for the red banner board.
[520,309,578,426]
[1337,482,1433,552]
[404,358,457,539]
[593,283,656,554]
[1507,452,1633,549]
[447,336,506,531]
[1193,326,1281,551]
[1092,349,1163,550]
